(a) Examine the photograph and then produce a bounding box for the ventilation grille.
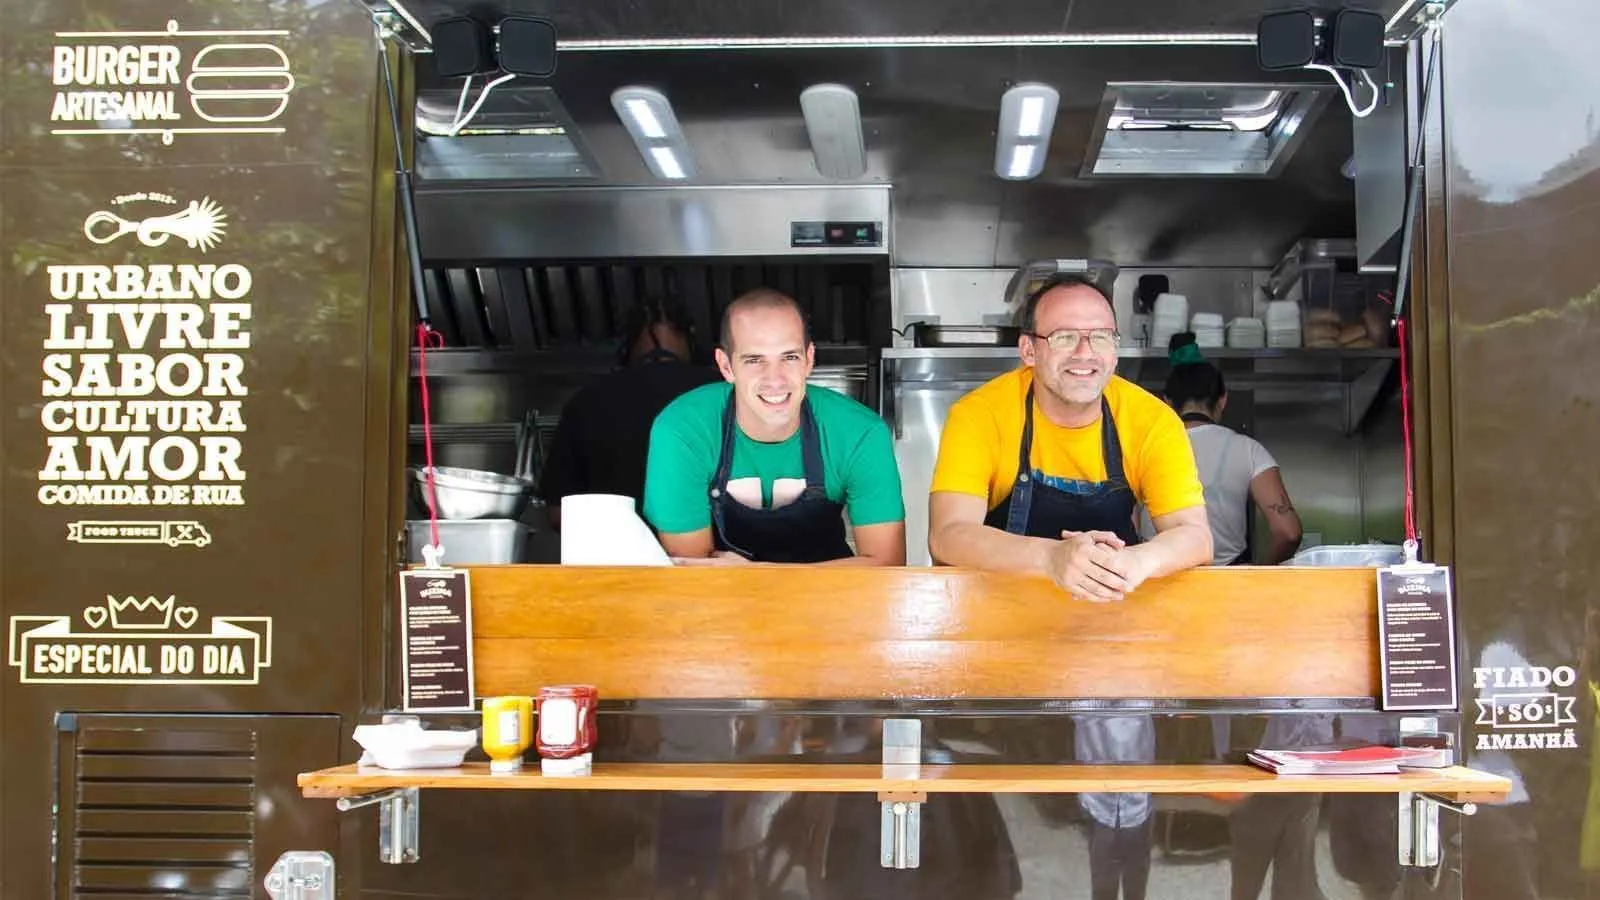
[419,260,884,352]
[68,727,257,898]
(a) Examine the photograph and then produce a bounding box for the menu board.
[398,569,476,712]
[1377,564,1458,711]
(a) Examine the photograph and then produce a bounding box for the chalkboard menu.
[398,569,476,712]
[1378,564,1458,711]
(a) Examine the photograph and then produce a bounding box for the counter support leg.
[1398,791,1477,868]
[379,788,421,864]
[333,788,421,864]
[880,718,923,869]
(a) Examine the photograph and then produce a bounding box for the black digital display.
[791,220,881,248]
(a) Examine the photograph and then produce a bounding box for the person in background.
[643,287,905,565]
[1156,338,1319,900]
[1154,332,1302,565]
[927,273,1211,599]
[537,294,718,529]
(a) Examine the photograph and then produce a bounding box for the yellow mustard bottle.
[480,695,533,773]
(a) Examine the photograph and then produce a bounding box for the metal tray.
[903,323,1022,347]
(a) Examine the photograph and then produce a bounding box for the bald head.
[719,288,810,352]
[1018,274,1114,334]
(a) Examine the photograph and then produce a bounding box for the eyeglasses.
[1028,328,1120,353]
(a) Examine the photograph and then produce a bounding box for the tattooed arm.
[1249,467,1303,564]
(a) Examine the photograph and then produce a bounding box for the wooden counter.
[299,761,1510,804]
[306,563,1510,860]
[462,564,1382,701]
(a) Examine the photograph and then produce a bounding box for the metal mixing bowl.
[414,466,533,520]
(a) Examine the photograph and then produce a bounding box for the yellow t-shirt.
[930,368,1205,519]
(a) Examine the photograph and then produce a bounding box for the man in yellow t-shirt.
[928,274,1212,601]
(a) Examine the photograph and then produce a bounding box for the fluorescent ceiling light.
[611,85,694,180]
[995,83,1059,180]
[799,83,867,180]
[649,146,686,179]
[1007,146,1037,179]
[624,98,665,138]
[1016,96,1046,137]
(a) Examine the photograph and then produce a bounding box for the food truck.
[2,0,1597,897]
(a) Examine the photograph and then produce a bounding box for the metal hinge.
[1398,792,1477,867]
[879,718,923,869]
[263,851,335,899]
[337,786,421,863]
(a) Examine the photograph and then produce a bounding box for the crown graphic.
[107,595,175,630]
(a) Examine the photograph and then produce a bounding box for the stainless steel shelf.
[879,346,1399,438]
[881,347,1399,361]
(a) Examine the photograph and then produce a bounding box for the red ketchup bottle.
[536,684,597,775]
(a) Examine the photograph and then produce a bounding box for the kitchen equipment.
[1288,543,1406,568]
[406,519,529,564]
[897,323,1021,347]
[1002,258,1120,314]
[808,366,870,402]
[415,465,533,520]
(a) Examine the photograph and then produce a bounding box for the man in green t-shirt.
[643,288,905,565]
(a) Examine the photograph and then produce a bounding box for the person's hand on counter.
[1045,530,1130,602]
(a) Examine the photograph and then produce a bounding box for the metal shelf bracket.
[336,787,421,864]
[879,718,924,869]
[1398,790,1477,868]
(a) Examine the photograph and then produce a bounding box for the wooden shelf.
[299,762,1511,804]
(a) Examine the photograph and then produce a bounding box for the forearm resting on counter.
[927,491,1059,575]
[928,493,1214,585]
[1130,506,1213,577]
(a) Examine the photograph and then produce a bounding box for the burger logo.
[49,21,297,143]
[185,43,294,124]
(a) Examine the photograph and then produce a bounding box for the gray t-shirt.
[1140,423,1278,564]
[1188,424,1278,564]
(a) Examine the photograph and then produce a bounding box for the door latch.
[264,851,335,899]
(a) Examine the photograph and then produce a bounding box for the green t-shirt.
[644,382,905,534]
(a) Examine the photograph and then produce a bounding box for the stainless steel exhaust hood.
[414,184,890,261]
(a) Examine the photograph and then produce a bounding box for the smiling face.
[715,301,814,441]
[1019,283,1119,410]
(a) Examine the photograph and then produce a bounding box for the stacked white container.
[1190,312,1225,348]
[1226,317,1267,349]
[1150,293,1189,350]
[1265,300,1302,348]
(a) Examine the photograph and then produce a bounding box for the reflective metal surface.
[408,43,1358,269]
[371,0,1416,42]
[1436,1,1600,898]
[416,185,890,261]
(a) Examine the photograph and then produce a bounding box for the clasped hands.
[1045,531,1154,603]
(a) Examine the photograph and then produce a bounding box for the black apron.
[1180,411,1253,566]
[984,385,1142,546]
[709,394,853,563]
[986,387,1154,891]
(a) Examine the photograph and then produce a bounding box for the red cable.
[1396,316,1417,544]
[416,323,445,553]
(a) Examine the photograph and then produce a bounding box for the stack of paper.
[560,494,672,566]
[1248,744,1448,775]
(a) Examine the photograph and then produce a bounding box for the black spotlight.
[433,16,496,77]
[498,16,559,77]
[1331,8,1386,69]
[1257,9,1319,70]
